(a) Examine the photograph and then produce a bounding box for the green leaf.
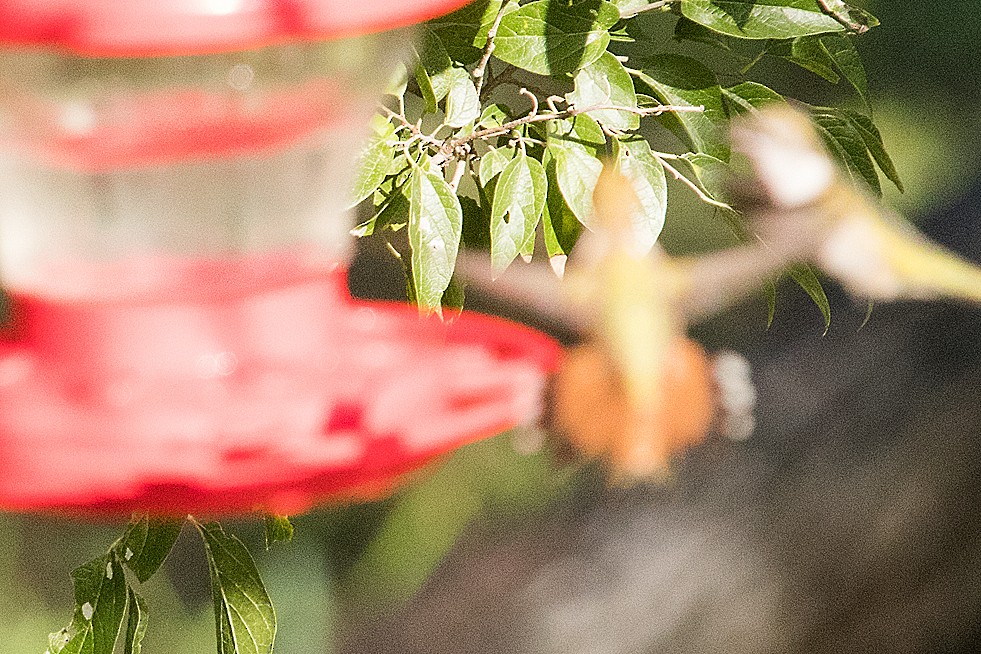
[264,515,295,550]
[195,521,276,654]
[355,174,411,237]
[763,278,777,328]
[635,55,729,160]
[811,107,881,196]
[115,515,183,584]
[547,142,603,228]
[543,157,583,273]
[415,27,454,113]
[478,146,516,186]
[816,0,878,33]
[409,165,464,313]
[788,264,831,333]
[616,138,667,253]
[478,103,512,129]
[490,152,547,273]
[123,589,148,654]
[685,152,733,203]
[349,115,397,208]
[610,0,655,17]
[680,0,849,40]
[674,15,735,49]
[721,81,784,115]
[49,554,128,654]
[494,0,620,76]
[785,35,841,83]
[546,114,606,157]
[840,109,904,192]
[819,33,869,108]
[567,51,639,130]
[428,0,504,63]
[444,67,481,128]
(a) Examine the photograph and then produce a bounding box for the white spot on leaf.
[81,602,94,620]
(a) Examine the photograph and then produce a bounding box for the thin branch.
[657,157,733,212]
[815,0,871,34]
[447,158,468,193]
[473,3,510,97]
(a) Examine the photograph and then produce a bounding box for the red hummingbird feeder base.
[0,254,561,516]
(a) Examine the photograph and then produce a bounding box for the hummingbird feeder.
[0,0,562,517]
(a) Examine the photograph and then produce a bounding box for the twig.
[473,3,510,97]
[657,157,733,211]
[448,158,468,193]
[816,0,871,34]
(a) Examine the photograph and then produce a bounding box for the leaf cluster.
[350,0,901,321]
[46,514,293,654]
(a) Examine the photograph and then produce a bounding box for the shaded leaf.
[567,51,640,130]
[819,33,869,108]
[785,35,840,83]
[788,264,831,333]
[490,152,547,273]
[674,15,735,49]
[841,109,904,192]
[123,589,148,654]
[195,521,276,654]
[611,0,656,18]
[49,554,128,654]
[415,27,454,112]
[811,107,881,196]
[494,0,620,75]
[428,0,504,63]
[409,165,464,313]
[264,515,295,550]
[680,0,849,40]
[115,516,183,584]
[635,55,729,160]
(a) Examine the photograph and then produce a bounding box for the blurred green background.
[3,1,980,652]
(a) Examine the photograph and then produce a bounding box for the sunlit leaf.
[494,0,620,75]
[409,165,464,313]
[48,554,127,654]
[264,515,295,550]
[635,55,729,160]
[115,516,183,584]
[680,0,850,40]
[195,521,276,654]
[616,138,668,253]
[123,589,148,654]
[444,67,481,128]
[349,116,397,208]
[547,143,603,228]
[567,51,640,130]
[479,103,512,129]
[543,159,583,275]
[490,152,547,273]
[478,146,516,186]
[721,81,785,115]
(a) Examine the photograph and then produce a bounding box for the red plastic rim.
[0,0,475,56]
[0,267,563,518]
